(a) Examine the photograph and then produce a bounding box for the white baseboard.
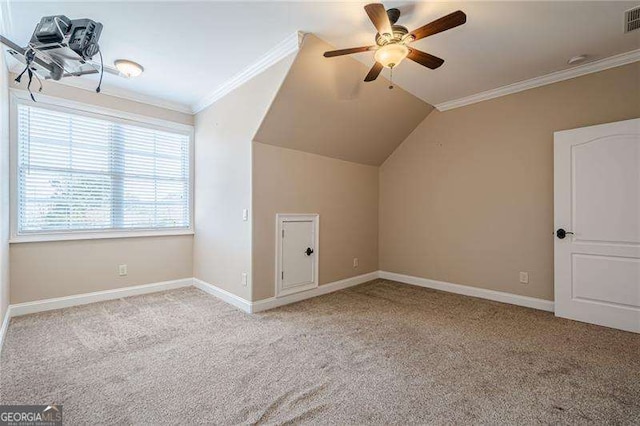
[0,307,10,355]
[379,271,554,312]
[193,271,379,314]
[0,277,192,355]
[2,270,377,325]
[0,270,554,354]
[252,271,379,313]
[193,278,253,313]
[9,278,193,317]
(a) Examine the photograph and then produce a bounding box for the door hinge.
[281,271,284,279]
[282,229,285,238]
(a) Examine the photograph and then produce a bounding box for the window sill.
[9,229,195,244]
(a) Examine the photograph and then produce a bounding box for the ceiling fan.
[324,3,466,83]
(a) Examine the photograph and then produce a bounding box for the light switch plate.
[242,209,248,221]
[119,264,128,276]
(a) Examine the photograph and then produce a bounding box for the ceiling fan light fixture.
[374,43,409,68]
[114,59,144,78]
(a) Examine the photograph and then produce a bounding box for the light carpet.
[1,279,639,424]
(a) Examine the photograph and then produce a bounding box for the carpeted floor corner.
[1,279,639,424]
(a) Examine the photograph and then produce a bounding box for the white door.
[554,118,640,333]
[276,214,319,297]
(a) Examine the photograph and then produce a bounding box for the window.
[13,101,192,241]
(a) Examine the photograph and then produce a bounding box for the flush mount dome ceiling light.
[114,59,144,77]
[323,3,467,84]
[567,54,588,65]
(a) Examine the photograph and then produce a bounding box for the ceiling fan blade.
[409,10,466,41]
[364,62,384,82]
[364,3,393,37]
[407,49,445,69]
[323,46,374,58]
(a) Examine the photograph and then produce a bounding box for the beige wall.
[193,54,295,300]
[380,63,640,301]
[11,236,193,303]
[9,79,194,303]
[252,142,378,301]
[0,53,10,318]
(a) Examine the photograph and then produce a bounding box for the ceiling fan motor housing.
[375,25,409,46]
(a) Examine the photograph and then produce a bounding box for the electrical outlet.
[353,258,359,268]
[118,264,128,276]
[519,271,529,284]
[241,272,248,286]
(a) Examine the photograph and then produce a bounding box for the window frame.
[9,89,195,243]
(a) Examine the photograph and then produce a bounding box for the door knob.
[556,228,574,239]
[305,247,314,256]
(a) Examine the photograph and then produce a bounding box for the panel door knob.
[556,228,574,239]
[305,247,314,256]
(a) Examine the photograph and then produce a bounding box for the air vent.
[626,6,640,33]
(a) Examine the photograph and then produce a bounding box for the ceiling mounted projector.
[0,15,142,101]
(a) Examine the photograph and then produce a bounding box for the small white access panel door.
[276,214,319,297]
[554,118,640,333]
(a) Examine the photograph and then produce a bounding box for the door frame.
[275,213,320,298]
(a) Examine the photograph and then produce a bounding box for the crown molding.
[191,31,301,114]
[6,65,193,114]
[434,49,640,112]
[51,77,194,114]
[2,28,299,116]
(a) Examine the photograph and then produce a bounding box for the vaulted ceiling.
[254,34,432,166]
[2,1,638,113]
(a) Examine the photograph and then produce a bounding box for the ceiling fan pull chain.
[389,66,394,90]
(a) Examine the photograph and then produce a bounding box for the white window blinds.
[16,104,191,235]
